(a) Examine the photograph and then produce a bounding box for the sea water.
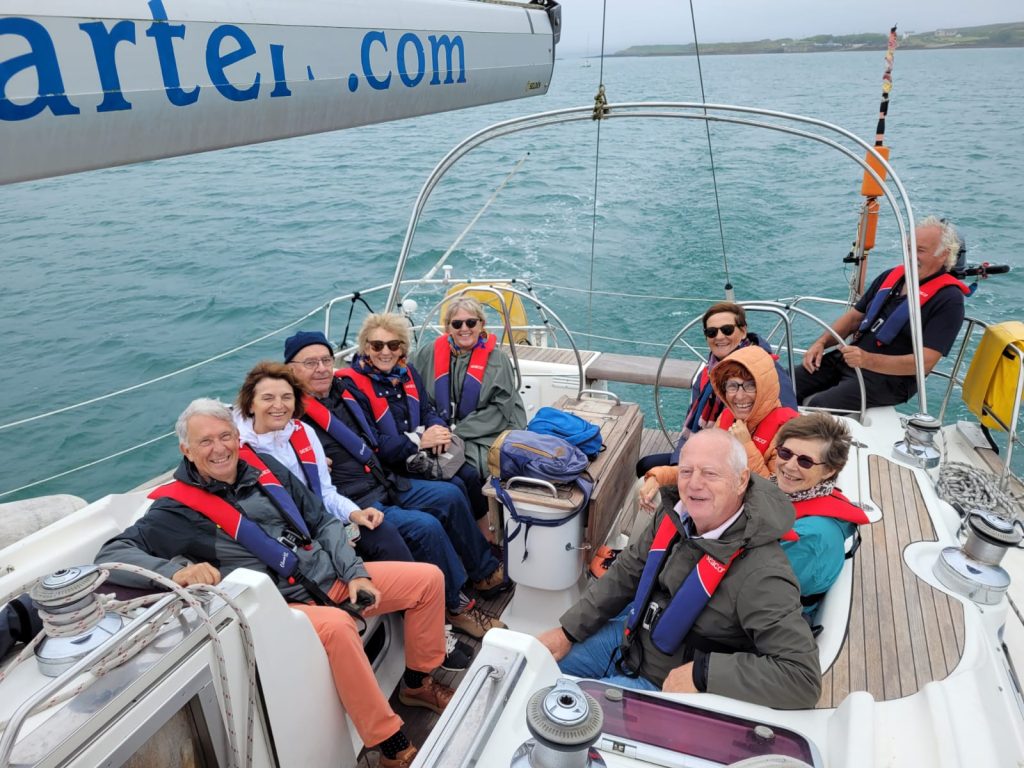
[1,49,1022,502]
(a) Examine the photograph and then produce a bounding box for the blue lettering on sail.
[146,0,200,106]
[78,20,136,113]
[206,25,260,102]
[0,17,81,121]
[0,16,469,122]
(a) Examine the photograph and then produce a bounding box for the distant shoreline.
[606,20,1023,58]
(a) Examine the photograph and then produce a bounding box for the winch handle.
[506,476,559,498]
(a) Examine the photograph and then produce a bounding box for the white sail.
[0,0,559,184]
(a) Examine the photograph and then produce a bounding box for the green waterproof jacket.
[560,475,822,709]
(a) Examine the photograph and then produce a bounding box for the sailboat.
[3,3,1023,767]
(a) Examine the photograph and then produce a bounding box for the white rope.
[527,280,711,303]
[936,461,1023,519]
[0,564,256,768]
[0,431,176,500]
[0,305,326,434]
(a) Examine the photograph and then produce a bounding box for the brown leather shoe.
[398,676,455,714]
[379,744,418,768]
[446,605,507,639]
[473,563,512,599]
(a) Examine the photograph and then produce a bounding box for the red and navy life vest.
[147,448,312,579]
[623,514,743,655]
[301,394,379,473]
[432,333,497,423]
[717,406,799,456]
[780,489,870,542]
[857,266,970,347]
[288,421,321,497]
[336,366,421,437]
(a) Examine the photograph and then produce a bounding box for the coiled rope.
[936,461,1023,519]
[0,564,256,768]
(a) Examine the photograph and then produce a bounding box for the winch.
[934,509,1024,605]
[892,413,942,469]
[29,565,124,677]
[511,678,606,768]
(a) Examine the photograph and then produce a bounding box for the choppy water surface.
[2,49,1022,501]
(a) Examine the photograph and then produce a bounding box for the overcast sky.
[556,0,1020,57]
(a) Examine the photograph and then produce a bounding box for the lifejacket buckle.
[870,316,884,333]
[278,530,304,552]
[640,601,660,632]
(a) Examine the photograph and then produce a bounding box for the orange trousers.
[290,561,445,746]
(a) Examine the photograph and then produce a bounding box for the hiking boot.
[379,745,418,768]
[446,605,507,639]
[398,676,455,714]
[472,564,512,599]
[440,625,474,672]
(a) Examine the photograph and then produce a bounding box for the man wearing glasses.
[796,217,968,411]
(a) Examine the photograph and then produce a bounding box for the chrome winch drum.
[29,565,125,677]
[934,511,1024,606]
[511,678,606,768]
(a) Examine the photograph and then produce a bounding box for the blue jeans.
[354,519,412,563]
[396,478,499,582]
[559,615,660,692]
[380,504,468,610]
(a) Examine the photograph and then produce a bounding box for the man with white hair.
[796,216,969,410]
[96,398,452,767]
[538,428,821,710]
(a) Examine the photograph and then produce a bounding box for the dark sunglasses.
[776,445,827,470]
[450,318,479,330]
[704,324,737,338]
[368,339,403,352]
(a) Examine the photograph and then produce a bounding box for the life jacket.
[288,421,321,497]
[336,366,421,437]
[857,266,970,347]
[302,394,378,474]
[147,448,312,580]
[780,489,870,542]
[432,333,497,423]
[621,515,743,659]
[717,406,799,455]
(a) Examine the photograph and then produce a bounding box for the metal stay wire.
[585,0,610,341]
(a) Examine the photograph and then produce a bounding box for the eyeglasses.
[776,445,828,470]
[292,356,334,370]
[450,318,479,330]
[704,324,737,338]
[723,380,757,394]
[368,339,403,352]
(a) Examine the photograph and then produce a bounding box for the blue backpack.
[488,430,593,562]
[527,407,604,460]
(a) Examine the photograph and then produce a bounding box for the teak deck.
[816,454,966,708]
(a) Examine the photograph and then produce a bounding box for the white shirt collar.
[673,500,745,541]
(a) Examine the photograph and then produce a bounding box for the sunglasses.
[776,445,828,470]
[368,340,403,352]
[450,318,479,330]
[704,324,737,338]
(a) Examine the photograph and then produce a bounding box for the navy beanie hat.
[283,331,333,363]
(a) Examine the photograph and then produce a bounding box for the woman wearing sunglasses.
[774,413,870,604]
[639,345,798,509]
[412,296,527,481]
[636,302,797,476]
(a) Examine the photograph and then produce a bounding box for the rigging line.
[0,431,176,499]
[688,0,731,293]
[586,0,610,341]
[402,152,531,305]
[529,280,710,303]
[0,304,326,433]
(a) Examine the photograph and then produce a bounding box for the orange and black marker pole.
[847,26,898,299]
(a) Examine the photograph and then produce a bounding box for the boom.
[0,0,560,184]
